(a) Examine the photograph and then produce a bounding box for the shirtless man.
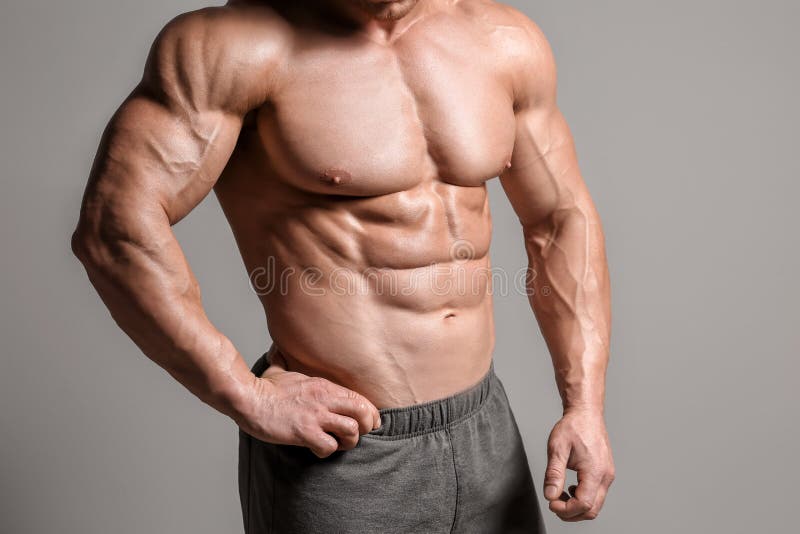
[72,0,614,532]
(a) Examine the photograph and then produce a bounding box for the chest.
[257,29,517,196]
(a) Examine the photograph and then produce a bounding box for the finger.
[548,491,592,520]
[543,440,569,501]
[374,409,382,430]
[324,394,380,434]
[572,471,602,516]
[326,384,381,430]
[320,413,360,450]
[550,473,600,520]
[304,431,339,458]
[566,484,608,522]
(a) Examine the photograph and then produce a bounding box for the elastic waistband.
[250,351,496,439]
[250,351,272,377]
[368,362,496,438]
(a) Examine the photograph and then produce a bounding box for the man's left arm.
[498,17,615,522]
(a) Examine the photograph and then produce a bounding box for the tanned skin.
[72,0,614,521]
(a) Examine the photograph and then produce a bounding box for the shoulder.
[142,5,293,114]
[458,0,557,109]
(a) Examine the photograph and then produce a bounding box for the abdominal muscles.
[228,179,497,408]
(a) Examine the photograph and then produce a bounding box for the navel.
[319,168,353,186]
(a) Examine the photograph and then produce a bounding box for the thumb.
[544,439,569,501]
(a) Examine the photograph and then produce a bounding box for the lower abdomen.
[260,262,496,408]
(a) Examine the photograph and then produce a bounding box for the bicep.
[499,105,594,230]
[78,5,284,238]
[84,88,241,228]
[80,12,253,239]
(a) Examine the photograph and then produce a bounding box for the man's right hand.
[236,351,382,458]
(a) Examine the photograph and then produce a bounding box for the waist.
[250,350,498,438]
[253,304,494,408]
[368,361,497,438]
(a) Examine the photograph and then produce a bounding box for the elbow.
[71,221,90,263]
[521,205,588,253]
[521,215,555,249]
[71,194,167,276]
[71,223,104,269]
[72,212,163,277]
[71,218,122,273]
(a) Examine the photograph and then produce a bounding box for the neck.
[323,0,444,42]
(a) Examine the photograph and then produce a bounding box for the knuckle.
[293,418,317,439]
[544,467,563,480]
[575,498,593,512]
[349,400,371,421]
[587,468,605,481]
[320,441,337,457]
[303,377,329,396]
[547,440,568,457]
[357,413,373,429]
[310,437,335,457]
[311,404,329,419]
[356,404,374,423]
[343,417,359,435]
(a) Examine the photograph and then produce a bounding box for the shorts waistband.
[368,362,496,438]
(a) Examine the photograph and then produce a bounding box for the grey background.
[1,1,798,533]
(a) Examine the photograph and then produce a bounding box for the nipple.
[320,169,352,186]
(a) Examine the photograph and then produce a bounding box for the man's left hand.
[543,408,615,521]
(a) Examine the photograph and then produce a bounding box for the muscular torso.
[214,1,520,406]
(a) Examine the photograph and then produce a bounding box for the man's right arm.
[72,7,379,457]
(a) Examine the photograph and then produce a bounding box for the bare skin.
[72,0,614,522]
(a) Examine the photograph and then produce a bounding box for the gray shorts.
[238,353,546,534]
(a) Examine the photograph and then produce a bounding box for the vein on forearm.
[523,202,610,405]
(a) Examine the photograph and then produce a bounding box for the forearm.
[524,205,611,412]
[72,215,255,421]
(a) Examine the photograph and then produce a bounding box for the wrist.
[205,351,262,425]
[562,402,605,417]
[215,374,256,424]
[558,379,606,416]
